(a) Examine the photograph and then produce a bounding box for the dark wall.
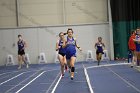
[110,0,140,59]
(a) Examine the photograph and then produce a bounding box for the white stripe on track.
[0,73,24,86]
[108,67,140,93]
[0,70,23,76]
[86,63,130,69]
[5,68,59,93]
[51,75,62,93]
[45,72,60,93]
[84,68,94,93]
[15,71,45,93]
[5,71,38,93]
[82,62,94,93]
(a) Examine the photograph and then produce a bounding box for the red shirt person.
[128,31,136,51]
[128,30,136,67]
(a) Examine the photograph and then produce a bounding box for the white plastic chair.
[38,53,47,64]
[6,54,15,66]
[54,51,59,63]
[25,53,30,64]
[86,50,94,61]
[102,50,110,61]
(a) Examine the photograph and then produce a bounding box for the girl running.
[64,28,82,80]
[17,35,29,69]
[95,37,105,65]
[56,32,67,77]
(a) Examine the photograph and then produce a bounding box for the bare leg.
[58,54,65,76]
[137,52,140,66]
[67,59,71,69]
[22,55,29,68]
[70,57,76,80]
[63,56,67,71]
[134,51,137,65]
[97,53,102,65]
[18,55,22,69]
[131,51,134,67]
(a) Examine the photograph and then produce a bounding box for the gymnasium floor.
[0,61,140,93]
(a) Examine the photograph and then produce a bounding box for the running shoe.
[26,64,29,68]
[62,74,64,78]
[18,66,21,69]
[71,76,74,80]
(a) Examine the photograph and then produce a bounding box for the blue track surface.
[0,61,140,93]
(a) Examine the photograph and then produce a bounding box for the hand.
[138,41,140,44]
[134,39,140,43]
[23,47,25,50]
[20,47,25,51]
[56,48,59,51]
[62,38,66,42]
[79,48,82,51]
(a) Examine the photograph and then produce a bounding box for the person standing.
[128,30,136,67]
[134,28,140,66]
[17,35,29,69]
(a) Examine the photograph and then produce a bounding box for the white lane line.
[84,68,94,93]
[45,72,60,93]
[0,65,50,77]
[0,68,37,76]
[15,71,45,93]
[51,75,62,93]
[86,63,131,69]
[0,73,13,80]
[0,70,22,76]
[0,69,38,78]
[5,68,59,93]
[5,71,38,93]
[108,67,140,93]
[0,72,9,76]
[5,69,59,93]
[0,68,58,80]
[0,70,37,80]
[0,73,24,86]
[82,62,94,93]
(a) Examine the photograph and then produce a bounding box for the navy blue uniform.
[135,35,140,52]
[95,42,104,54]
[58,40,66,56]
[18,40,25,55]
[66,37,76,59]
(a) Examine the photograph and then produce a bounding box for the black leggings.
[58,52,66,57]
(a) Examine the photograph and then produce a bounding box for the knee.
[61,63,65,67]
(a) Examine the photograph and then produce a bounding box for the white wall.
[0,23,112,65]
[0,0,108,27]
[0,0,17,28]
